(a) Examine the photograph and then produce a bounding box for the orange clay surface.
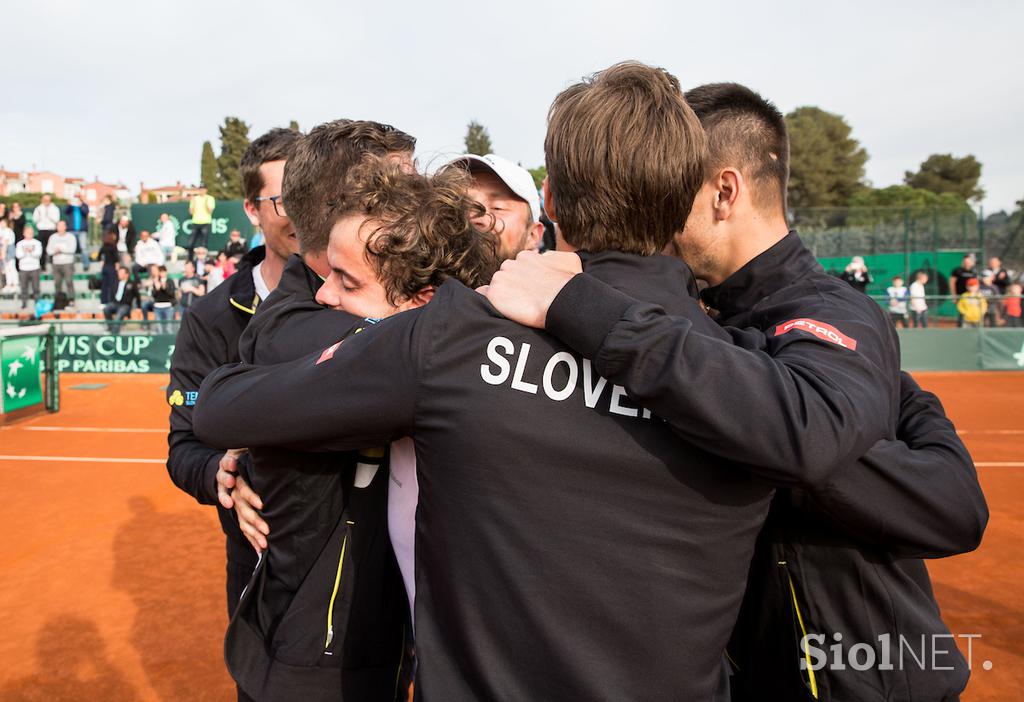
[0,371,1019,701]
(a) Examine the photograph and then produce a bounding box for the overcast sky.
[3,0,1021,212]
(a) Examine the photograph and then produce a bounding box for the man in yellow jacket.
[188,183,216,261]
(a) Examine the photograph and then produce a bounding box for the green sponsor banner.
[130,200,253,253]
[980,329,1024,370]
[2,335,44,412]
[897,328,1024,371]
[54,334,176,374]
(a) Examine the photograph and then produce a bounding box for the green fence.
[897,328,1024,371]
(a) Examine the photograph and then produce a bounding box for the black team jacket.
[195,252,779,701]
[166,245,265,610]
[225,254,408,701]
[542,233,987,701]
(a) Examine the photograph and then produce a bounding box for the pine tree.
[200,141,219,194]
[216,116,251,199]
[464,120,493,156]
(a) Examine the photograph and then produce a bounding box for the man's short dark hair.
[683,83,789,214]
[283,120,417,253]
[241,128,303,203]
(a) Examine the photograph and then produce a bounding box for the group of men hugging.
[166,61,988,702]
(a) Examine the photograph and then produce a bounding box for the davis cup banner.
[54,334,176,374]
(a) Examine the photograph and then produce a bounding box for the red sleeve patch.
[316,341,343,365]
[774,318,858,350]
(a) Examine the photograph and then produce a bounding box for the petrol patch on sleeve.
[774,318,858,350]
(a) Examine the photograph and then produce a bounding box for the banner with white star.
[1,335,44,413]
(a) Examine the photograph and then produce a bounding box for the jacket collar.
[579,250,698,314]
[276,254,324,301]
[700,231,820,320]
[227,245,267,315]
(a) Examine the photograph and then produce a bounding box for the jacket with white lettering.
[166,246,265,564]
[226,255,408,702]
[195,252,776,702]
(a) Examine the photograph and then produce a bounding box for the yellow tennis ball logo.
[168,390,184,406]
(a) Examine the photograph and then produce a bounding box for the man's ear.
[242,199,260,227]
[402,285,435,311]
[713,168,741,222]
[527,220,544,251]
[541,176,557,223]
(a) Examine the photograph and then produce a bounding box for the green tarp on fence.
[129,200,253,253]
[897,328,1024,371]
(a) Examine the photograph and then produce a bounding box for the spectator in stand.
[984,256,1010,295]
[949,253,978,327]
[887,275,909,328]
[114,215,137,257]
[101,194,117,232]
[979,272,1000,327]
[0,213,15,292]
[192,246,210,279]
[97,229,120,303]
[187,184,216,260]
[909,270,929,328]
[840,255,872,293]
[9,202,25,238]
[1004,284,1023,328]
[177,259,206,316]
[141,264,178,332]
[47,221,78,308]
[206,251,236,292]
[158,213,178,262]
[15,225,43,309]
[957,278,987,328]
[141,263,160,321]
[103,264,139,334]
[32,194,60,270]
[133,229,165,274]
[223,228,248,261]
[64,195,90,268]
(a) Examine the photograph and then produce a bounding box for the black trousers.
[188,224,210,260]
[227,545,259,702]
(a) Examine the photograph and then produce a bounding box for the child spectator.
[1004,284,1022,328]
[957,278,987,328]
[178,260,206,317]
[909,270,929,328]
[886,275,909,328]
[979,273,1000,327]
[158,213,178,263]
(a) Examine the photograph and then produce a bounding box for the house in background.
[139,180,203,204]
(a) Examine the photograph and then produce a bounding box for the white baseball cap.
[444,153,542,221]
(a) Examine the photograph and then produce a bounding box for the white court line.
[975,462,1024,467]
[0,426,165,434]
[0,455,164,464]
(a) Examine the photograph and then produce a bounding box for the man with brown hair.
[166,126,302,702]
[486,82,983,700]
[210,121,420,701]
[195,62,775,701]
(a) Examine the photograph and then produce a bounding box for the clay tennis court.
[0,371,1020,701]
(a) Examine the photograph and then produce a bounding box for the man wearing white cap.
[446,153,544,260]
